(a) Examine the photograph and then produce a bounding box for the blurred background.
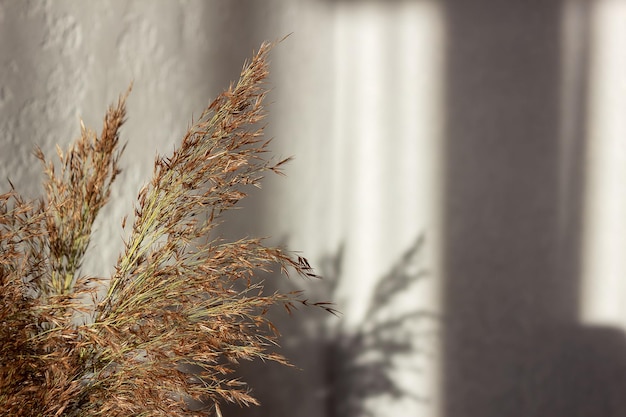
[2,0,626,416]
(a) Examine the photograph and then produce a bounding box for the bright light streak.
[333,2,385,329]
[582,0,626,327]
[332,2,444,416]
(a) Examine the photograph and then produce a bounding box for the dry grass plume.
[0,41,334,417]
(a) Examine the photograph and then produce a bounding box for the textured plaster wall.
[0,0,324,277]
[2,0,218,276]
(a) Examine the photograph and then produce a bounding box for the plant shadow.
[321,235,437,417]
[222,235,438,417]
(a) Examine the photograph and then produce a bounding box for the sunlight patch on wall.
[332,2,444,416]
[332,0,443,331]
[582,0,626,328]
[332,2,385,326]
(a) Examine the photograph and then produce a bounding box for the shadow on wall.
[442,0,626,416]
[321,236,437,417]
[221,235,437,417]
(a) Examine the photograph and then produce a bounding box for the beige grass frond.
[0,41,334,417]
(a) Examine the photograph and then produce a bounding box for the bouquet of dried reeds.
[0,41,332,416]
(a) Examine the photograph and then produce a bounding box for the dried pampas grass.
[0,41,334,417]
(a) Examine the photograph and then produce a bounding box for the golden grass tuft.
[0,41,334,416]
